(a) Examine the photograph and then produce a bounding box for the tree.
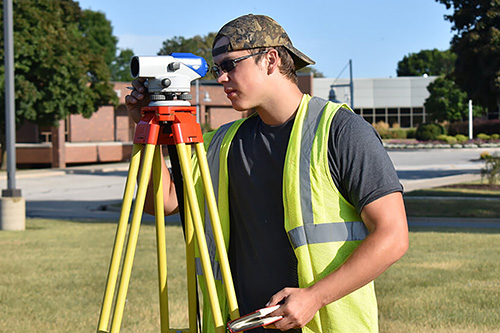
[110,48,134,82]
[424,76,486,122]
[298,66,324,78]
[79,9,117,66]
[436,0,500,117]
[0,0,118,129]
[158,33,325,79]
[80,10,134,83]
[396,48,486,122]
[397,49,456,76]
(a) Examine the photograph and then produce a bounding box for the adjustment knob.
[161,78,171,88]
[178,93,192,100]
[150,94,166,101]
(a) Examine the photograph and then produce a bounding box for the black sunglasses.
[211,50,269,78]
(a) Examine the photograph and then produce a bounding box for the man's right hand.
[125,78,150,124]
[124,78,179,216]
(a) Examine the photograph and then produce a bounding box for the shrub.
[455,134,469,144]
[477,133,491,140]
[436,134,448,141]
[437,135,457,145]
[416,123,445,141]
[491,134,499,140]
[373,121,390,138]
[388,128,407,139]
[446,136,458,145]
[448,119,500,136]
[481,154,500,185]
[406,128,417,139]
[480,151,492,160]
[475,119,500,135]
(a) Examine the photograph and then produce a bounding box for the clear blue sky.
[77,0,454,79]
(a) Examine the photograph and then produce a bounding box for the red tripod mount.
[133,105,203,146]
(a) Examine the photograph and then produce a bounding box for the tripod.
[97,102,240,332]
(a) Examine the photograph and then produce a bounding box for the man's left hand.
[266,287,322,331]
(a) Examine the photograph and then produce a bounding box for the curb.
[0,162,130,180]
[384,142,500,150]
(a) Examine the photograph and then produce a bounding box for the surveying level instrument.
[97,53,240,333]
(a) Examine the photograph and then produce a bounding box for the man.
[126,14,408,333]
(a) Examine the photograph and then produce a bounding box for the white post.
[468,99,473,140]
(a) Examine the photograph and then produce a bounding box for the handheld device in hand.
[227,305,282,332]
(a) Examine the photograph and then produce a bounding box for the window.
[413,114,424,127]
[388,115,399,127]
[363,115,373,124]
[400,115,411,128]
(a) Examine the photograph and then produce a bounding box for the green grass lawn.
[1,218,499,332]
[378,227,500,332]
[0,219,188,332]
[404,183,500,219]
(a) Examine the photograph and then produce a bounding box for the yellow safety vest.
[194,94,378,332]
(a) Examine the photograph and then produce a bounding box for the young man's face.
[212,37,269,111]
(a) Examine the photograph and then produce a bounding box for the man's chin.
[230,102,250,112]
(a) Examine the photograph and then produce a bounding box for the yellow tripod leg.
[176,142,225,333]
[153,145,170,332]
[98,143,142,333]
[194,143,240,320]
[183,146,199,332]
[184,201,198,332]
[110,143,156,333]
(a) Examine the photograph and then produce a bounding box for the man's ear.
[266,49,280,74]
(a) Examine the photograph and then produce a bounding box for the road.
[388,147,499,191]
[1,147,499,224]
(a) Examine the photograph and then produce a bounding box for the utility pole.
[328,59,354,109]
[1,0,25,231]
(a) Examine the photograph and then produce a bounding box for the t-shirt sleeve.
[328,108,403,214]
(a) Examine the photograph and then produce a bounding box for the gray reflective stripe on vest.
[196,122,234,280]
[288,221,369,249]
[291,97,369,248]
[300,97,328,226]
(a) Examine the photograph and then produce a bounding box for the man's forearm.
[269,192,409,330]
[307,218,408,307]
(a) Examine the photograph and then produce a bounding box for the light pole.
[469,99,473,140]
[1,0,25,231]
[328,59,354,109]
[195,80,211,125]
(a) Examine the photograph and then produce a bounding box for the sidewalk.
[0,162,130,180]
[1,162,481,190]
[400,173,481,192]
[1,161,498,228]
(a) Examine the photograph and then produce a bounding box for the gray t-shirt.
[226,107,402,332]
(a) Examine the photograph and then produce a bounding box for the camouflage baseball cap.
[212,14,315,70]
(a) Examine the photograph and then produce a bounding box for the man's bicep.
[360,191,407,233]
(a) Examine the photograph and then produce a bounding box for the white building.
[313,76,438,128]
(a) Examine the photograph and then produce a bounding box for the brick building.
[14,73,314,167]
